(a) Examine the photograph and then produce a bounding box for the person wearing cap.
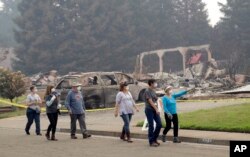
[161,86,193,143]
[44,85,61,141]
[65,82,91,139]
[114,82,139,143]
[144,79,162,147]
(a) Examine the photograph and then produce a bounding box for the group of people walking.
[115,79,193,147]
[25,79,192,146]
[25,82,91,141]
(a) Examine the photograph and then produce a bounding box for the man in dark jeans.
[65,82,91,139]
[144,79,162,147]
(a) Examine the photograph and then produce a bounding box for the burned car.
[55,72,149,109]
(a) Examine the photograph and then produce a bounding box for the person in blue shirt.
[161,86,193,143]
[65,82,91,139]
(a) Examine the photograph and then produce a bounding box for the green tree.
[172,0,211,46]
[0,68,26,102]
[14,0,211,74]
[0,0,21,47]
[211,0,250,74]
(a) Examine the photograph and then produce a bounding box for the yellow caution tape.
[0,99,28,109]
[1,98,249,113]
[0,98,119,112]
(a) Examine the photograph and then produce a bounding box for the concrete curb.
[58,128,229,146]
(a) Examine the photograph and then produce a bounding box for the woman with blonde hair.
[161,86,194,143]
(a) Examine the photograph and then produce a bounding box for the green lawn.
[0,96,26,119]
[0,108,26,119]
[0,102,8,107]
[137,103,250,133]
[0,95,26,104]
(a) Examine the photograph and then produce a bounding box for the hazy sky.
[0,0,226,26]
[202,0,227,26]
[0,1,2,10]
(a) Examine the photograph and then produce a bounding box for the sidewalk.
[59,120,250,146]
[0,111,249,146]
[1,99,249,146]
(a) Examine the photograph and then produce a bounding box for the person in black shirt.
[44,85,60,141]
[144,79,162,147]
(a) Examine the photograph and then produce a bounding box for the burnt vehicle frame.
[55,72,148,109]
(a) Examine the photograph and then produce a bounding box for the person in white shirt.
[114,82,139,143]
[25,86,42,135]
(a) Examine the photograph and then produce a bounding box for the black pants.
[163,113,179,137]
[47,112,58,135]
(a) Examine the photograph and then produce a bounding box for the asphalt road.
[0,128,229,157]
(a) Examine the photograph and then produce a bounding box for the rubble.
[219,84,250,94]
[144,58,234,94]
[30,70,59,86]
[133,44,250,98]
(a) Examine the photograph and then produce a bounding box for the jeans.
[25,108,41,134]
[163,113,179,137]
[120,113,132,134]
[47,112,58,135]
[145,108,162,144]
[70,113,87,136]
